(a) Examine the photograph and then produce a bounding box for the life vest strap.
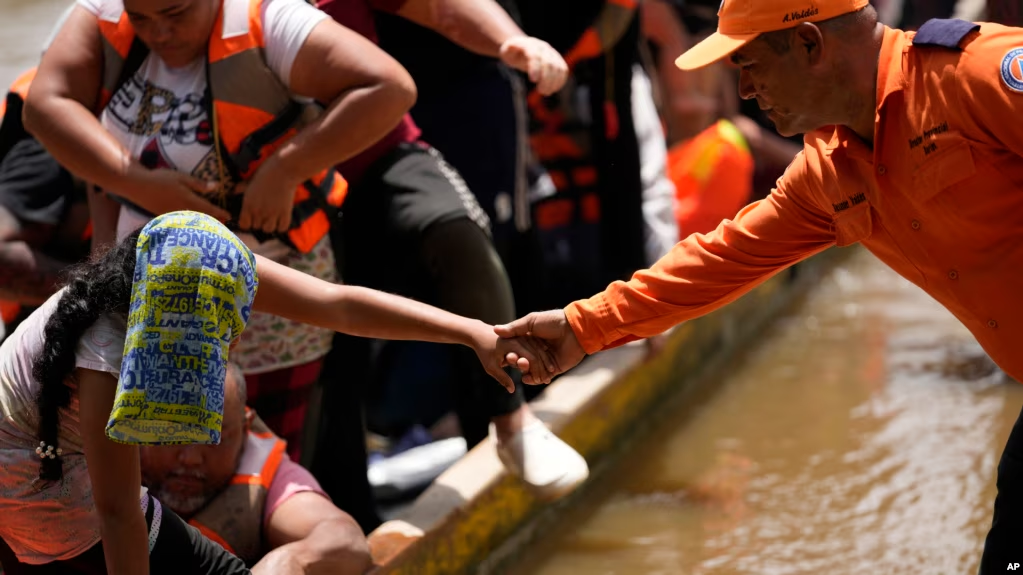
[230,100,304,176]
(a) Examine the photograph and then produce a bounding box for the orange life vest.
[527,0,639,231]
[667,119,754,239]
[0,67,35,123]
[95,0,346,253]
[189,413,287,565]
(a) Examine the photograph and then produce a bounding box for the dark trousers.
[407,63,549,322]
[980,400,1023,573]
[0,494,249,574]
[310,143,525,532]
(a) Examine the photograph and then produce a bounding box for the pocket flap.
[912,142,976,203]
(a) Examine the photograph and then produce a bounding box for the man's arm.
[954,26,1023,157]
[566,154,836,354]
[252,491,371,575]
[498,151,837,381]
[0,204,69,304]
[373,0,568,94]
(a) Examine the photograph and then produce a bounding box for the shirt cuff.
[564,292,616,355]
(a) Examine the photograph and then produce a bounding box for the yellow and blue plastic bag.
[106,211,259,445]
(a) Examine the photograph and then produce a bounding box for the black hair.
[33,230,141,480]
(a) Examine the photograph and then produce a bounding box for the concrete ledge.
[366,249,851,575]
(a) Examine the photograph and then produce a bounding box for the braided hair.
[33,231,141,480]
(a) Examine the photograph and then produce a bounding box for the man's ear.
[244,406,255,431]
[795,22,825,65]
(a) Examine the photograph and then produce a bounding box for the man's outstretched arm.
[499,152,838,380]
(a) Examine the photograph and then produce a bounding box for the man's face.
[123,0,218,68]
[141,372,248,518]
[730,33,830,137]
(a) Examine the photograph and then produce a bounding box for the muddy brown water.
[510,249,1023,575]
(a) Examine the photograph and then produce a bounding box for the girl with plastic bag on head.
[0,211,552,574]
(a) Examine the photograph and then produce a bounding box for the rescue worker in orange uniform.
[497,1,1023,570]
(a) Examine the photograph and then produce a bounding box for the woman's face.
[123,0,219,68]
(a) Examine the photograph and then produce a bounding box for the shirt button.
[948,270,958,280]
[878,165,887,175]
[988,320,998,329]
[911,220,921,230]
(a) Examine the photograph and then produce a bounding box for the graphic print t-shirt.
[102,58,219,181]
[78,0,326,190]
[77,0,338,373]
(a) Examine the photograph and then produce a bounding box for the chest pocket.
[834,203,873,247]
[911,141,976,203]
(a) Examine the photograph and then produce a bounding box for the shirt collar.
[876,26,910,115]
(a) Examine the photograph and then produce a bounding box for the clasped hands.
[481,309,586,392]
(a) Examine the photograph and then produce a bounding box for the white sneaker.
[492,421,589,501]
[367,437,468,500]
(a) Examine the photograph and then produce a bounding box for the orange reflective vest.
[668,119,754,239]
[96,0,346,253]
[0,67,35,124]
[189,414,287,565]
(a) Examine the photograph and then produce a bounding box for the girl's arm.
[78,368,150,575]
[251,254,556,388]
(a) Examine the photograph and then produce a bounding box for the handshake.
[473,310,586,393]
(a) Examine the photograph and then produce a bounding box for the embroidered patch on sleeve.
[1001,48,1023,93]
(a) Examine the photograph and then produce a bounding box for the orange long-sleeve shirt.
[566,23,1023,382]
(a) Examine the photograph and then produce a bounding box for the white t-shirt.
[81,0,337,373]
[78,0,326,188]
[0,291,129,563]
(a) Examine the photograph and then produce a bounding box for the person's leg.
[309,170,394,533]
[384,144,589,499]
[244,358,325,463]
[419,217,524,446]
[406,64,547,318]
[980,400,1023,573]
[310,332,382,533]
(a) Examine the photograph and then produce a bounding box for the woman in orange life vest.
[25,0,416,247]
[24,0,420,453]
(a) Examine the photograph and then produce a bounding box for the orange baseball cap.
[675,0,869,70]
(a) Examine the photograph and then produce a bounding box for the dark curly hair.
[33,231,141,480]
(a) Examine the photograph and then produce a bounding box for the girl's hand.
[469,322,558,393]
[495,310,586,385]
